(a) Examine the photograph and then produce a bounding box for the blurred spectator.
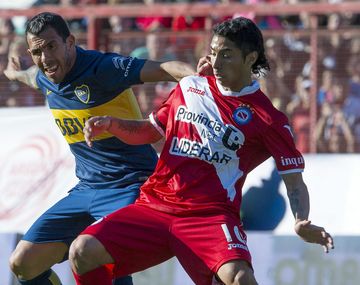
[263,37,291,112]
[0,18,15,55]
[131,32,178,152]
[135,0,172,32]
[343,55,360,152]
[1,37,44,107]
[172,16,205,31]
[108,0,142,3]
[130,33,177,115]
[131,33,176,62]
[32,0,60,5]
[286,75,311,153]
[316,102,355,153]
[135,16,172,32]
[317,70,344,106]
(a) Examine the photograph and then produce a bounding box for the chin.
[48,76,62,84]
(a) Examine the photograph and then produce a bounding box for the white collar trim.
[216,80,260,97]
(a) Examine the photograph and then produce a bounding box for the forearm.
[140,60,195,82]
[282,173,310,221]
[159,61,195,81]
[108,117,163,145]
[287,183,310,221]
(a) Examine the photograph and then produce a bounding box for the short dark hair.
[213,17,270,76]
[25,12,70,42]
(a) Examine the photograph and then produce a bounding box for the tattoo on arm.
[114,119,146,134]
[288,188,307,220]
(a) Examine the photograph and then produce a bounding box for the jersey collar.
[216,80,260,97]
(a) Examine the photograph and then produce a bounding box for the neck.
[222,78,253,92]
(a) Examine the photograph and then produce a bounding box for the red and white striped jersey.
[136,75,304,215]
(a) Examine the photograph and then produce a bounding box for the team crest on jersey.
[233,105,253,125]
[74,84,91,103]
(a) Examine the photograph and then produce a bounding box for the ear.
[246,51,258,66]
[66,34,76,49]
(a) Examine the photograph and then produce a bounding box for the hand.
[196,55,213,76]
[295,220,334,253]
[3,57,21,80]
[83,116,112,147]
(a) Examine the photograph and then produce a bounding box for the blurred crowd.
[0,0,360,153]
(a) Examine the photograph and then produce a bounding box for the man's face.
[27,27,74,84]
[209,35,254,91]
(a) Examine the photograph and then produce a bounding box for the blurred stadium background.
[0,1,360,284]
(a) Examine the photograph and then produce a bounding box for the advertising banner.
[0,107,77,234]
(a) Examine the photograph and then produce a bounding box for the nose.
[41,50,52,64]
[212,55,221,70]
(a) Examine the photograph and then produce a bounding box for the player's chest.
[43,79,109,109]
[170,93,263,150]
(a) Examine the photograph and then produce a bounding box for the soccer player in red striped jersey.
[71,17,334,285]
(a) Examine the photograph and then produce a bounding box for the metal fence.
[0,2,360,152]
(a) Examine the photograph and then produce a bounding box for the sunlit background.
[0,1,359,284]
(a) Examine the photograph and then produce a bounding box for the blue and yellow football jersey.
[35,46,158,189]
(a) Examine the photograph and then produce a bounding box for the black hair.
[213,17,270,76]
[25,12,70,42]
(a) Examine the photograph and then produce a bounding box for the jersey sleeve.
[149,85,179,135]
[262,121,305,174]
[96,54,146,90]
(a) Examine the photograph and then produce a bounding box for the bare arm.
[3,57,38,89]
[282,172,309,221]
[83,116,163,147]
[140,60,195,82]
[282,172,334,253]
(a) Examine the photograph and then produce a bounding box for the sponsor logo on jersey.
[222,124,245,151]
[176,105,222,132]
[175,105,245,151]
[186,86,205,96]
[55,117,89,137]
[170,137,232,164]
[124,57,134,77]
[233,105,253,125]
[112,56,126,70]
[51,89,141,144]
[112,56,134,77]
[280,156,304,167]
[74,84,91,104]
[46,89,52,95]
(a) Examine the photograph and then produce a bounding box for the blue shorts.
[22,183,141,248]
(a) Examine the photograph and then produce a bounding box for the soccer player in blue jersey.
[3,12,195,285]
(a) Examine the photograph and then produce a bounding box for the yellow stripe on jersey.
[51,89,143,144]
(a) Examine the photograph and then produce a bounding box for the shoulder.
[80,47,128,68]
[179,75,210,92]
[251,90,289,125]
